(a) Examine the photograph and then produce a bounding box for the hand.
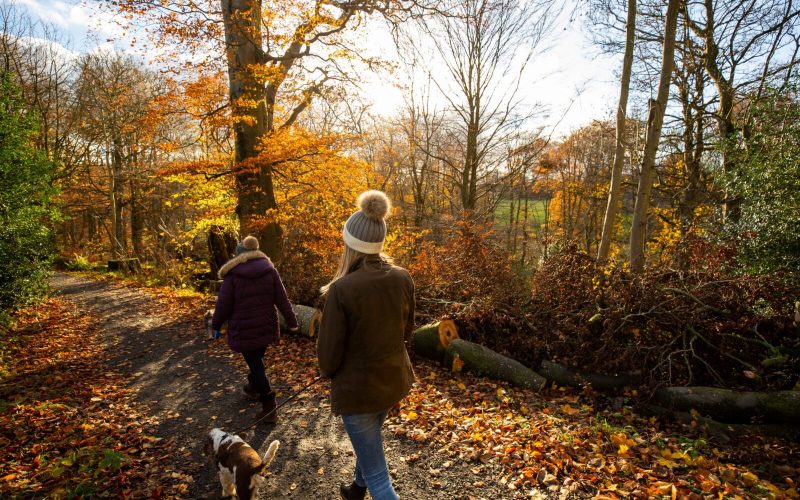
[212,329,221,339]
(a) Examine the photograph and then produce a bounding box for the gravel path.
[51,273,512,500]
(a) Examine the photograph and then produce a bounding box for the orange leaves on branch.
[230,124,378,301]
[246,63,286,86]
[258,126,354,167]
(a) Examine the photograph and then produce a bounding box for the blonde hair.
[320,246,393,296]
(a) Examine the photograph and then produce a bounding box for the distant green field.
[494,198,549,228]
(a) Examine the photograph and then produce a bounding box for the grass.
[65,254,93,272]
[494,198,549,229]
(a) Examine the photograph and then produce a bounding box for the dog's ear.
[260,440,280,469]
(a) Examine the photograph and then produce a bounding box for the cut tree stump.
[539,360,639,391]
[410,320,459,362]
[107,258,141,273]
[654,386,800,424]
[279,305,321,338]
[207,227,237,278]
[445,339,546,391]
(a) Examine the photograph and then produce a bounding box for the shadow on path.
[51,273,508,500]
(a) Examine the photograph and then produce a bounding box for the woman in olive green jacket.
[317,191,415,500]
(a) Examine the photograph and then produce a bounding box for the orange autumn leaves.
[0,300,179,498]
[390,367,800,498]
[159,105,377,301]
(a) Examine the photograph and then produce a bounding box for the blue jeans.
[341,412,398,500]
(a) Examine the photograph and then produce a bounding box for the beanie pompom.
[358,190,391,221]
[242,235,259,251]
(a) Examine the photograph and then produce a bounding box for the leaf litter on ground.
[0,298,188,498]
[389,366,799,499]
[3,273,800,499]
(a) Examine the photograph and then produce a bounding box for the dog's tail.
[261,439,280,468]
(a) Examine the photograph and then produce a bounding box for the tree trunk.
[642,403,800,442]
[413,178,425,226]
[221,0,283,261]
[597,0,636,262]
[698,0,739,223]
[654,386,800,425]
[520,194,529,267]
[629,0,680,273]
[538,360,639,391]
[107,258,141,273]
[445,339,546,390]
[676,63,705,269]
[110,139,125,259]
[130,175,144,259]
[462,111,479,211]
[86,208,96,241]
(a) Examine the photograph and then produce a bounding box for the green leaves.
[98,449,125,472]
[726,84,800,273]
[0,72,57,310]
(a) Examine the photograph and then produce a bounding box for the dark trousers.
[241,347,273,402]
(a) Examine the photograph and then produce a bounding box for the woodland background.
[1,0,799,392]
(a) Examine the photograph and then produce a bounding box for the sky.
[12,0,621,137]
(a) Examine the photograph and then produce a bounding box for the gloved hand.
[212,329,221,340]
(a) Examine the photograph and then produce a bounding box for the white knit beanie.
[343,191,391,254]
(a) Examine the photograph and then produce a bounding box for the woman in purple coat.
[211,236,299,422]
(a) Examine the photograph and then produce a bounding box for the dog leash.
[232,376,324,434]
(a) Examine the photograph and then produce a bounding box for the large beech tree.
[113,0,430,261]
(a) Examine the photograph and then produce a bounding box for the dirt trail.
[51,273,512,500]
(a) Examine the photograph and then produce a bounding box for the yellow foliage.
[647,207,682,264]
[163,173,238,248]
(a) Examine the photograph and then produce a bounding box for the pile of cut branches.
[434,245,799,391]
[520,248,800,389]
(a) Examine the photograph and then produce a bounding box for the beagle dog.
[205,428,279,499]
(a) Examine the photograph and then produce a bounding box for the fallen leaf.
[451,354,464,373]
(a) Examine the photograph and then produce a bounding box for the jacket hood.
[218,250,273,279]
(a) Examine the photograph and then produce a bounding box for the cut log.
[641,404,800,443]
[444,339,546,391]
[654,386,800,424]
[279,304,321,338]
[438,319,459,348]
[539,360,639,391]
[411,320,459,362]
[107,258,141,273]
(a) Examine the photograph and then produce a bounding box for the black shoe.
[339,482,367,500]
[242,383,259,401]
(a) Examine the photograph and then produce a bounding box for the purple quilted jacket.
[211,251,299,352]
